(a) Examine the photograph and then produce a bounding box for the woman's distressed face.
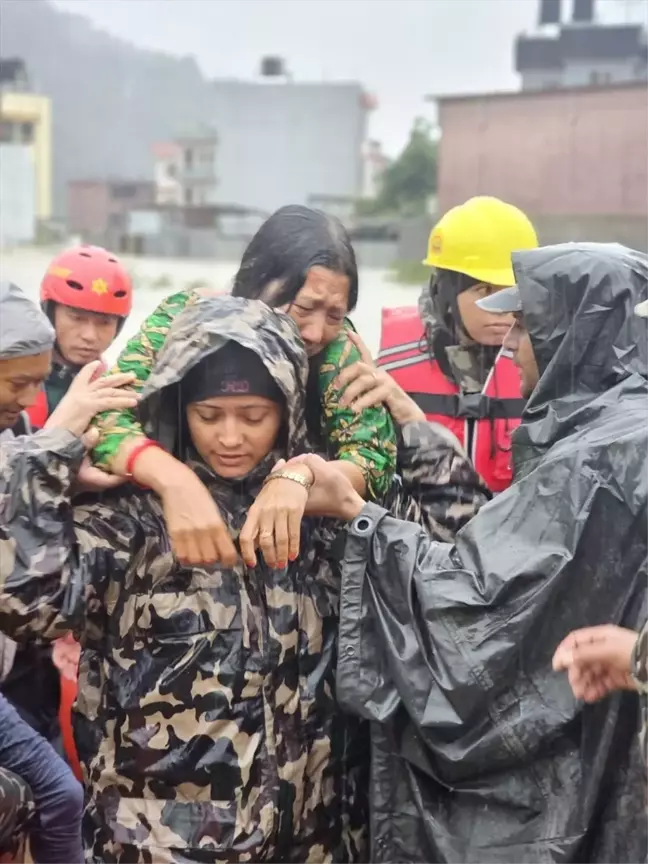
[279,266,350,357]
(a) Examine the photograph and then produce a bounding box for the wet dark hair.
[232,205,359,445]
[232,205,358,311]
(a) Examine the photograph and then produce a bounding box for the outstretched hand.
[240,459,312,569]
[552,624,639,702]
[336,330,425,426]
[46,361,139,438]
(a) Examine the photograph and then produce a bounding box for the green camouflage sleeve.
[92,289,200,468]
[0,429,130,642]
[384,420,491,541]
[319,323,397,502]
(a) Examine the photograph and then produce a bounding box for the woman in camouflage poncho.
[0,297,369,864]
[90,206,397,568]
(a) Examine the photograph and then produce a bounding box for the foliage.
[388,258,430,285]
[366,119,437,218]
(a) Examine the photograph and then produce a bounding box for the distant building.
[207,78,373,213]
[153,142,183,206]
[68,179,155,245]
[0,57,51,244]
[431,81,648,250]
[362,140,390,200]
[110,203,267,260]
[516,0,648,90]
[153,129,218,209]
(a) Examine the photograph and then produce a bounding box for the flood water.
[0,247,421,363]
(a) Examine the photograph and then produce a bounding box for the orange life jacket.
[378,307,525,493]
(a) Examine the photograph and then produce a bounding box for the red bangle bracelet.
[125,439,165,480]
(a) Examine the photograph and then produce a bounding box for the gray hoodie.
[0,281,54,678]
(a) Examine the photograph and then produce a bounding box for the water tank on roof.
[260,57,285,77]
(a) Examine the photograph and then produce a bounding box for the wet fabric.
[0,765,33,858]
[634,621,648,762]
[0,281,54,359]
[338,243,648,863]
[91,288,396,500]
[0,693,83,862]
[383,420,490,542]
[0,297,368,863]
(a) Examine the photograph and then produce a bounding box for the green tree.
[368,119,437,217]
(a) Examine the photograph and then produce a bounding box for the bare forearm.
[116,439,190,494]
[304,460,366,516]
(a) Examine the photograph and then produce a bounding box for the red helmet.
[40,245,133,319]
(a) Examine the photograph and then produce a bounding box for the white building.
[153,130,218,208]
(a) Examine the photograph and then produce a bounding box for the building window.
[185,188,193,206]
[112,183,139,199]
[0,121,14,142]
[185,148,194,171]
[20,122,34,144]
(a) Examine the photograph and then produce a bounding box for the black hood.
[513,243,647,472]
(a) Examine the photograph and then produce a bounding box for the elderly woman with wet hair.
[90,205,397,566]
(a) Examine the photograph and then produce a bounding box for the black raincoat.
[337,243,648,863]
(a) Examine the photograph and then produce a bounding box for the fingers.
[345,383,393,414]
[74,361,103,387]
[258,507,278,570]
[274,510,289,570]
[336,361,374,391]
[552,625,621,671]
[240,510,259,568]
[215,525,238,569]
[81,428,100,449]
[287,504,301,563]
[92,391,140,411]
[339,372,381,409]
[93,372,137,390]
[347,328,374,365]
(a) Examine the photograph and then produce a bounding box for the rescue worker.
[89,205,397,566]
[378,196,538,493]
[287,242,647,862]
[27,244,133,427]
[551,294,648,759]
[0,281,92,864]
[0,296,369,864]
[2,246,132,777]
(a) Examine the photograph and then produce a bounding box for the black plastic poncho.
[337,243,648,863]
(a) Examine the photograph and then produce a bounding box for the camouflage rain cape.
[0,296,368,863]
[337,244,648,863]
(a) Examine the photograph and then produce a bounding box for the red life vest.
[378,307,525,493]
[26,389,49,429]
[26,359,107,429]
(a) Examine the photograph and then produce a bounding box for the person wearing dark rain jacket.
[286,243,648,863]
[551,294,648,763]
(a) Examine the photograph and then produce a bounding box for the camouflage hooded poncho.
[0,297,367,864]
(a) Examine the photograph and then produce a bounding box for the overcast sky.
[52,0,646,155]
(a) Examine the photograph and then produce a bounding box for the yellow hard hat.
[423,196,539,286]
